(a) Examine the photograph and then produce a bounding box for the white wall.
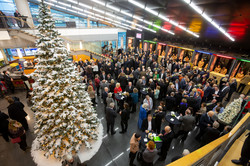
[24,28,127,42]
[0,31,11,40]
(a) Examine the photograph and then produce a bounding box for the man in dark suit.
[125,82,134,93]
[203,82,212,102]
[185,82,193,94]
[159,69,166,80]
[3,71,15,93]
[100,71,107,81]
[175,109,196,142]
[180,76,187,90]
[218,82,230,102]
[158,126,174,161]
[165,92,176,111]
[206,99,217,111]
[141,114,155,132]
[200,121,220,147]
[232,132,250,166]
[102,87,109,107]
[226,79,237,101]
[195,111,214,140]
[105,102,117,135]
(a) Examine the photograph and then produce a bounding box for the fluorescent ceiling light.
[143,20,153,25]
[158,14,169,21]
[83,10,93,15]
[190,3,202,14]
[66,0,78,4]
[44,1,54,6]
[67,9,77,13]
[202,13,212,22]
[121,10,133,17]
[105,12,114,18]
[79,3,92,9]
[106,4,120,12]
[128,0,197,37]
[48,0,57,2]
[182,0,234,41]
[72,6,83,11]
[133,15,143,21]
[93,7,105,14]
[152,24,161,29]
[58,1,71,7]
[145,7,158,16]
[91,0,105,6]
[128,0,145,9]
[55,5,66,10]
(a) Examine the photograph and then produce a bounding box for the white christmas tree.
[31,1,99,160]
[218,97,243,124]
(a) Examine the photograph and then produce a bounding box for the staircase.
[218,130,249,166]
[8,29,37,43]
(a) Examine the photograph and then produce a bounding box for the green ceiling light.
[239,59,250,63]
[144,40,157,44]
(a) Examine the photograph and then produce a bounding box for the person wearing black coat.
[3,71,15,93]
[174,90,183,106]
[119,103,130,134]
[201,121,220,147]
[0,111,9,142]
[195,111,214,140]
[154,106,165,134]
[226,78,237,101]
[118,74,128,91]
[203,82,212,102]
[125,82,134,93]
[141,114,156,132]
[165,92,176,111]
[218,83,230,102]
[7,97,29,130]
[231,132,250,166]
[105,103,117,135]
[158,126,174,161]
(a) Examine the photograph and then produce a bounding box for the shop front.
[179,47,194,63]
[193,50,212,70]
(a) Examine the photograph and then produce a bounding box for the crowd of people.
[0,49,249,166]
[75,51,249,166]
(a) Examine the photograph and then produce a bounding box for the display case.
[143,40,157,53]
[167,45,179,61]
[193,51,212,70]
[157,43,167,56]
[179,47,194,63]
[210,54,235,74]
[231,59,250,79]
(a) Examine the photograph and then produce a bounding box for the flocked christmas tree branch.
[31,0,99,160]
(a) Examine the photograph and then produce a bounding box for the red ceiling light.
[214,54,235,59]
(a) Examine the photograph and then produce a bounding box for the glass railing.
[167,112,250,166]
[0,15,113,29]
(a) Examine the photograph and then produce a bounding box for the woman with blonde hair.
[114,83,122,94]
[138,103,148,129]
[8,120,28,151]
[87,85,96,105]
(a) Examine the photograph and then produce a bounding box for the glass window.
[0,0,16,16]
[29,2,103,28]
[231,61,250,78]
[211,56,234,74]
[3,48,15,61]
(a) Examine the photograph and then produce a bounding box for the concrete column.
[87,18,90,28]
[14,0,35,28]
[0,49,9,65]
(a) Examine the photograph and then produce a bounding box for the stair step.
[218,130,249,166]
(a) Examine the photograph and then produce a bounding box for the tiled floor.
[0,90,243,166]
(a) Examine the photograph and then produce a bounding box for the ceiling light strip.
[90,0,172,34]
[128,0,198,37]
[182,0,235,41]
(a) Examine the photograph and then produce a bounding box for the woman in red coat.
[114,83,122,94]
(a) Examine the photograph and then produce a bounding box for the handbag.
[136,151,143,161]
[11,137,21,144]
